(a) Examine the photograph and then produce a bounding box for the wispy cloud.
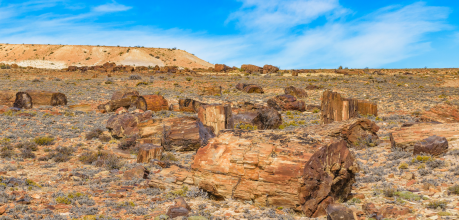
[92,2,132,13]
[0,0,453,68]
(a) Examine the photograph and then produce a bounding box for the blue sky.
[0,0,458,69]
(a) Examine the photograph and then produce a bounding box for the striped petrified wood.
[321,91,377,124]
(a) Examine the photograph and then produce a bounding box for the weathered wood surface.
[25,90,67,106]
[197,104,234,135]
[137,144,164,163]
[321,91,377,124]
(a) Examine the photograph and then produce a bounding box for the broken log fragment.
[178,99,206,113]
[235,83,264,93]
[267,95,306,111]
[137,144,164,163]
[25,90,67,106]
[14,92,33,109]
[197,104,234,135]
[233,107,282,130]
[142,95,169,112]
[321,91,377,124]
[111,88,140,100]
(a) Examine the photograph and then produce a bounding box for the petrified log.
[0,90,17,107]
[123,165,149,180]
[214,64,229,72]
[233,107,282,130]
[321,91,377,124]
[191,130,324,211]
[305,84,320,90]
[235,83,264,94]
[142,95,168,112]
[241,64,262,73]
[138,117,214,151]
[390,123,459,153]
[413,135,448,156]
[101,96,138,112]
[106,111,152,138]
[25,90,67,106]
[197,104,234,135]
[111,88,140,101]
[292,71,299,76]
[14,92,33,109]
[267,94,306,111]
[178,99,206,113]
[200,86,222,96]
[166,197,191,218]
[262,65,279,74]
[420,104,459,123]
[300,140,359,217]
[284,86,307,98]
[137,144,164,163]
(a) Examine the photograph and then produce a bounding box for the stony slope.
[0,44,214,69]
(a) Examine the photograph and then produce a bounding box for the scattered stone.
[413,135,448,156]
[284,86,307,98]
[326,203,356,220]
[235,83,264,93]
[267,94,306,111]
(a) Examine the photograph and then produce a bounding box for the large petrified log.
[25,90,67,106]
[138,117,214,151]
[214,64,229,72]
[267,94,306,111]
[232,107,282,130]
[390,123,458,154]
[192,130,321,211]
[200,86,222,96]
[321,91,377,124]
[235,83,264,94]
[262,65,279,74]
[284,86,307,98]
[198,104,234,135]
[137,144,164,163]
[178,99,206,113]
[106,111,152,138]
[0,90,16,107]
[241,64,262,73]
[299,140,359,217]
[111,88,140,101]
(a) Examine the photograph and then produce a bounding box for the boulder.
[413,135,448,156]
[338,119,380,149]
[284,86,307,98]
[267,94,306,111]
[139,95,169,112]
[214,64,229,72]
[235,83,264,93]
[197,104,234,135]
[192,130,322,211]
[137,144,164,163]
[106,111,152,138]
[321,91,377,124]
[299,140,359,217]
[166,197,191,218]
[241,64,262,73]
[262,65,279,74]
[326,204,356,220]
[390,123,459,153]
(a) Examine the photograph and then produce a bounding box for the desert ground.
[0,61,458,220]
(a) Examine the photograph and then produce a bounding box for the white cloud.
[92,2,131,13]
[0,0,452,68]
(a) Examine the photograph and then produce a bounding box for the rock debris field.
[0,67,458,220]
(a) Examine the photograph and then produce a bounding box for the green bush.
[33,136,54,146]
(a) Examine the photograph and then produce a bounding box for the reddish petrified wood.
[321,91,377,124]
[267,94,306,111]
[197,104,234,135]
[284,86,307,98]
[25,90,67,106]
[235,83,264,94]
[137,144,164,163]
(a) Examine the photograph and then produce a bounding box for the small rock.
[326,203,356,220]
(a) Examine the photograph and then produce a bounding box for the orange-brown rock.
[141,95,168,112]
[241,64,262,73]
[192,130,322,211]
[199,86,222,96]
[420,104,459,123]
[25,90,67,106]
[100,96,139,112]
[178,99,206,113]
[137,144,164,163]
[197,104,234,135]
[11,64,18,69]
[111,88,140,101]
[413,135,448,156]
[13,92,33,109]
[300,140,359,217]
[262,65,279,74]
[326,204,356,220]
[321,91,377,124]
[390,123,459,153]
[214,64,229,72]
[235,83,264,93]
[106,111,153,138]
[267,94,306,111]
[123,165,149,180]
[0,90,17,107]
[284,86,307,98]
[138,116,214,151]
[232,107,282,130]
[166,197,191,218]
[305,84,320,90]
